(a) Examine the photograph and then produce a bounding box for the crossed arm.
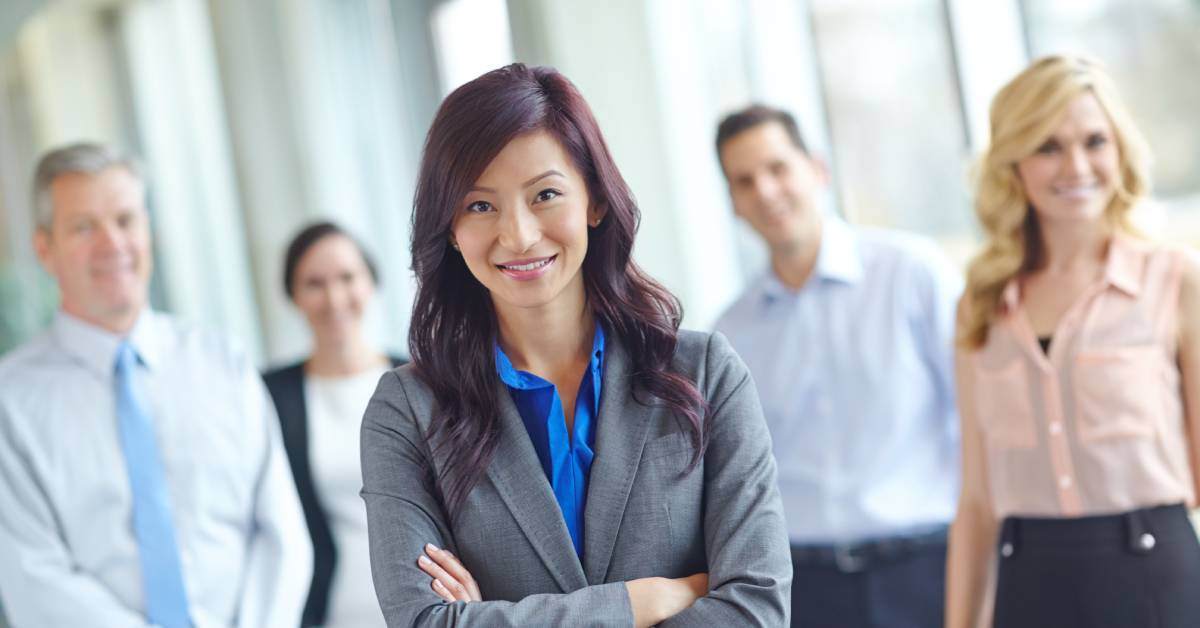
[416,542,709,627]
[361,334,790,627]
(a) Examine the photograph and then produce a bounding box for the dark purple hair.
[409,63,707,517]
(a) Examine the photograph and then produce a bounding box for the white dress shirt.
[715,216,962,544]
[305,369,388,628]
[0,310,312,628]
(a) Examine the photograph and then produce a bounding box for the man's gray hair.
[32,142,143,230]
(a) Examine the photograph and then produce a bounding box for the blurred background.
[1,0,1199,368]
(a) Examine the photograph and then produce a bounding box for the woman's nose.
[497,203,541,253]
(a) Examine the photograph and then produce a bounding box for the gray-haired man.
[0,143,311,627]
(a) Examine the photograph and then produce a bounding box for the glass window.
[1022,0,1200,200]
[809,0,974,238]
[430,0,514,95]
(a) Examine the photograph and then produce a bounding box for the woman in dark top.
[360,63,790,626]
[263,221,403,627]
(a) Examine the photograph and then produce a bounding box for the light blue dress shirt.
[0,310,311,627]
[715,216,962,544]
[495,324,605,558]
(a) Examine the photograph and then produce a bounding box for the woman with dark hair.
[361,64,791,626]
[264,221,404,628]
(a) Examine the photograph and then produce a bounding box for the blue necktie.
[114,342,191,628]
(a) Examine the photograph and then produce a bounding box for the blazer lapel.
[484,378,588,592]
[582,338,654,584]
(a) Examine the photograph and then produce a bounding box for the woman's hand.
[417,543,482,602]
[417,540,707,623]
[626,572,708,627]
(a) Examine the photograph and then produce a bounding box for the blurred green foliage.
[0,264,56,356]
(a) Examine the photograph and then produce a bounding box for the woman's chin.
[1034,203,1108,226]
[315,323,359,345]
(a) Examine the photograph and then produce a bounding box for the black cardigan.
[263,356,405,627]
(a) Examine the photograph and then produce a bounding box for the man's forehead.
[49,168,144,205]
[724,128,803,172]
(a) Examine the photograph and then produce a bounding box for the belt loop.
[999,518,1018,559]
[834,544,866,573]
[1127,507,1156,555]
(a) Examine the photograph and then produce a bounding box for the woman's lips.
[496,255,557,281]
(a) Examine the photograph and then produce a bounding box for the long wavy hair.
[408,63,707,517]
[960,55,1151,349]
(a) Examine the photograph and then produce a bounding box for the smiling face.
[34,167,152,333]
[1016,92,1121,227]
[291,234,376,345]
[720,121,827,252]
[451,130,603,321]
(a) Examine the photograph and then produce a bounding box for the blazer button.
[1138,533,1156,551]
[1001,542,1014,558]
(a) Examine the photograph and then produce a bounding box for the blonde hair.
[960,55,1151,349]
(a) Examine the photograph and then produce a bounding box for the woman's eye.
[466,200,493,213]
[535,189,561,203]
[1035,140,1060,155]
[1086,134,1108,149]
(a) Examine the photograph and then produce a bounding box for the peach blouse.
[966,235,1196,520]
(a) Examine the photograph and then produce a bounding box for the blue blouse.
[494,324,605,558]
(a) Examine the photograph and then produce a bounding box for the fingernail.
[418,555,431,565]
[426,542,440,552]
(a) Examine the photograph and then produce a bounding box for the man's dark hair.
[714,104,809,166]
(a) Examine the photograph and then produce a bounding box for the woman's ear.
[588,203,608,228]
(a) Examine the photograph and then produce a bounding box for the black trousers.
[790,531,946,628]
[994,503,1200,628]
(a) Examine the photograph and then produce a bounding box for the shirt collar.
[816,215,865,285]
[1000,233,1144,312]
[494,321,606,390]
[1103,234,1142,297]
[52,308,162,378]
[761,214,863,301]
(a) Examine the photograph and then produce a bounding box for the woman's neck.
[306,333,386,377]
[1036,216,1110,274]
[495,300,594,380]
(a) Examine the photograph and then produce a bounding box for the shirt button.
[1059,475,1073,489]
[1000,542,1014,558]
[1138,533,1156,551]
[1049,421,1063,435]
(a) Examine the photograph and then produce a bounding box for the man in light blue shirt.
[0,143,311,627]
[714,105,961,628]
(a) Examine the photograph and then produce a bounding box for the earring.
[450,241,460,251]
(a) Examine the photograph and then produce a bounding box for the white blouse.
[305,366,390,628]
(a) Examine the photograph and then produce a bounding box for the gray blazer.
[361,330,791,627]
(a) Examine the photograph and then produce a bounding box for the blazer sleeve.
[361,371,634,627]
[658,332,792,627]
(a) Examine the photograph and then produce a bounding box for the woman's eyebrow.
[468,170,563,193]
[523,169,564,188]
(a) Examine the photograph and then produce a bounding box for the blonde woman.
[946,55,1200,628]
